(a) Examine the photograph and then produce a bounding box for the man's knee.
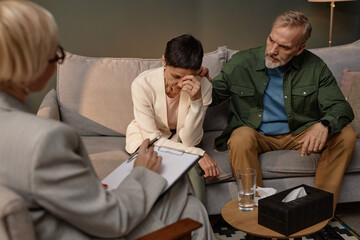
[228,126,257,150]
[336,125,357,149]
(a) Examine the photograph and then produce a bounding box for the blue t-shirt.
[258,66,290,135]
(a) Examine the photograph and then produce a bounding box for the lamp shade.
[308,0,353,2]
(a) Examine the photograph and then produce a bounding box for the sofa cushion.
[58,54,162,136]
[340,67,359,98]
[227,49,239,61]
[347,139,360,173]
[309,40,360,85]
[202,132,326,183]
[341,69,360,137]
[83,132,360,184]
[202,46,228,79]
[259,150,320,179]
[201,131,231,184]
[58,46,228,136]
[81,136,128,180]
[203,131,360,181]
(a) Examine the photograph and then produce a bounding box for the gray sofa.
[38,40,360,215]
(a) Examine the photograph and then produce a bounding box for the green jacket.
[212,46,354,151]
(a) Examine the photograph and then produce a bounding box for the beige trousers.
[227,125,356,210]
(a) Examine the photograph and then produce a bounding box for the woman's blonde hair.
[0,0,59,88]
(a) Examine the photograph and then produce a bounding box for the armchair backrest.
[0,186,35,240]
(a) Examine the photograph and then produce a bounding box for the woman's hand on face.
[178,75,202,101]
[134,139,162,172]
[196,66,212,82]
[198,153,220,179]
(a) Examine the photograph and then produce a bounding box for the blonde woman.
[0,1,215,239]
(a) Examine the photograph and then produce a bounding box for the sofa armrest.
[136,218,202,240]
[0,186,36,240]
[37,89,60,121]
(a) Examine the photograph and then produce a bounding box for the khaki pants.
[227,125,356,210]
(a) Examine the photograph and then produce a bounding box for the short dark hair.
[164,34,204,70]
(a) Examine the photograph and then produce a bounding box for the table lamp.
[308,0,354,47]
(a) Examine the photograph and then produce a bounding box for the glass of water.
[236,168,256,211]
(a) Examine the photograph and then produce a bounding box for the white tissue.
[255,187,277,206]
[282,187,307,203]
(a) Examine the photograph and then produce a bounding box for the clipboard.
[102,146,201,193]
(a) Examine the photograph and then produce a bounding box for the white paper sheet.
[102,146,200,192]
[282,186,307,203]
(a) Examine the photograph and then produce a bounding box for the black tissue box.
[258,184,333,236]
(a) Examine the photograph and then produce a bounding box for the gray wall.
[27,0,360,112]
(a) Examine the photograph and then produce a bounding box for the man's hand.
[134,139,162,172]
[196,66,212,82]
[178,75,202,101]
[299,122,328,156]
[198,153,220,179]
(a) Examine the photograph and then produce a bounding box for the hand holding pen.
[127,135,162,163]
[133,138,163,172]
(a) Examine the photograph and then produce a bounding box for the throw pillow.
[340,67,360,99]
[343,68,360,136]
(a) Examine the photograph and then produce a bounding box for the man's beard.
[265,53,286,69]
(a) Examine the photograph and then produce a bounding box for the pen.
[126,135,162,163]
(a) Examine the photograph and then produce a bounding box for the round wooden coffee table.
[221,199,330,239]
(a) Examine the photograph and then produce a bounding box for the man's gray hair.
[273,10,312,46]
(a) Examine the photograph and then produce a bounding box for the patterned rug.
[210,215,360,240]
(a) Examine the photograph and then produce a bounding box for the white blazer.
[126,67,212,156]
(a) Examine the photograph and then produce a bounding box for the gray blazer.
[0,91,168,240]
